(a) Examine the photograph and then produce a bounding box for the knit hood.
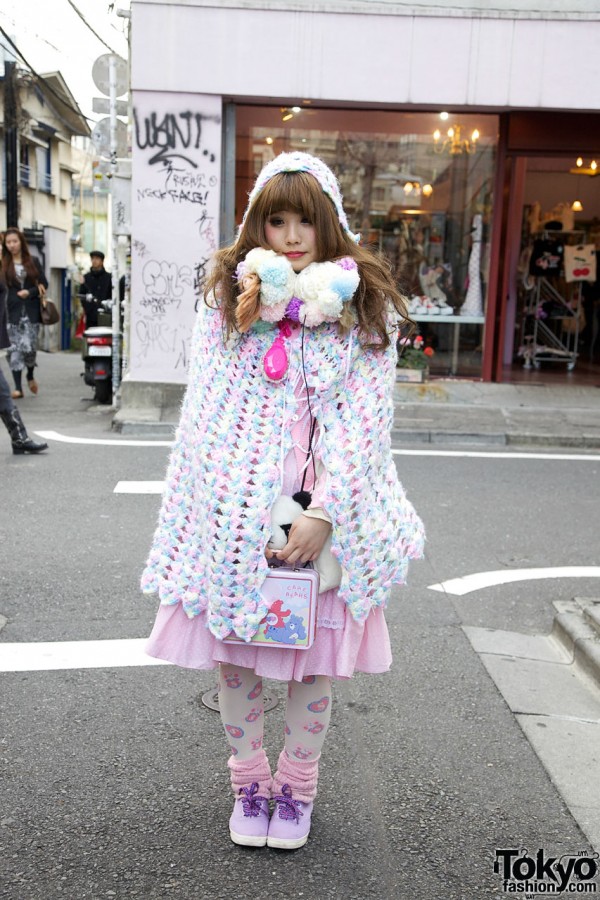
[241,151,361,244]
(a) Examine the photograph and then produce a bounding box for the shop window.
[235,107,499,378]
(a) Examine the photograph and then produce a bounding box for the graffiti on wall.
[130,93,221,382]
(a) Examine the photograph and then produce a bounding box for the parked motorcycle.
[81,299,117,404]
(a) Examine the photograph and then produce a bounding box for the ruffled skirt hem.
[145,587,392,682]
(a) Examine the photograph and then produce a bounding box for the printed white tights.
[218,664,332,802]
[218,664,332,763]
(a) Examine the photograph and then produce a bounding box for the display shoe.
[28,379,38,394]
[229,782,270,847]
[408,296,423,315]
[267,784,313,850]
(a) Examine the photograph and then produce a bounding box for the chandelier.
[433,124,480,155]
[569,157,598,176]
[403,181,433,198]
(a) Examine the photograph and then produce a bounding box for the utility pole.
[108,53,121,400]
[4,60,19,228]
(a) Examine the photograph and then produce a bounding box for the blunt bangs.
[253,172,320,219]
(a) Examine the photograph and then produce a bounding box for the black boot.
[0,408,48,455]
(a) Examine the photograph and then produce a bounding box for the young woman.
[1,228,48,398]
[142,152,425,850]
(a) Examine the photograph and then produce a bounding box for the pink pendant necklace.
[263,319,292,381]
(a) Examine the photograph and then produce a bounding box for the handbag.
[38,283,60,326]
[563,244,597,283]
[222,564,319,649]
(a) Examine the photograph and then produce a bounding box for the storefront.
[492,112,600,386]
[126,0,600,409]
[233,105,498,380]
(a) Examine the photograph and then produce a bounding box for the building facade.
[126,0,600,403]
[0,63,90,349]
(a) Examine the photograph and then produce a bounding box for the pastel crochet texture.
[141,305,425,642]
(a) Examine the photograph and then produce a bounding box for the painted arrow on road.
[428,566,600,596]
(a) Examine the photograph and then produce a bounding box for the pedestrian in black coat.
[79,251,112,327]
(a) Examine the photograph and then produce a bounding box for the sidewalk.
[17,350,600,448]
[115,367,600,449]
[392,378,600,448]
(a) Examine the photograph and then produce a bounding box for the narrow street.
[1,352,599,899]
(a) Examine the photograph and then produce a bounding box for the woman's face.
[5,233,21,257]
[264,210,317,273]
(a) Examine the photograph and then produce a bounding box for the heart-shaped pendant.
[263,320,292,381]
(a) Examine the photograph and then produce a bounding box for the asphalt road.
[1,352,599,899]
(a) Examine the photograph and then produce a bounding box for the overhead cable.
[65,0,120,55]
[0,26,93,126]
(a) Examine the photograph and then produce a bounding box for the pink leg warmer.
[228,748,272,799]
[272,749,320,804]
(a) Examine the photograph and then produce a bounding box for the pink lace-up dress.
[145,323,392,681]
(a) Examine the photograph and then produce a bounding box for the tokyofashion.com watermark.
[494,848,599,894]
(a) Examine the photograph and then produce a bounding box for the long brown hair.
[204,171,411,349]
[1,228,39,285]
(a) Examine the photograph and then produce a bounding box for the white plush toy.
[269,492,342,594]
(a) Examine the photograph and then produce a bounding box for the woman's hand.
[17,289,29,299]
[273,515,332,565]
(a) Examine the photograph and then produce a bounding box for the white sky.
[0,0,131,126]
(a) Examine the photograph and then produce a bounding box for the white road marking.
[392,448,600,461]
[32,432,600,461]
[0,638,171,673]
[114,481,164,494]
[429,566,600,596]
[35,430,172,447]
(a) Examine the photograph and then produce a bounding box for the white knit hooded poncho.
[141,303,425,642]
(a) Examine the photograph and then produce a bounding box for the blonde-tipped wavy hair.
[204,170,412,350]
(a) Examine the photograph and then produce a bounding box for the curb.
[391,429,600,449]
[551,598,600,692]
[112,416,600,448]
[391,429,507,445]
[506,433,600,450]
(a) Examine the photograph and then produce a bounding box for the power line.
[0,13,63,54]
[0,26,93,127]
[65,0,120,55]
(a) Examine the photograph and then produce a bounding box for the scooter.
[81,299,116,404]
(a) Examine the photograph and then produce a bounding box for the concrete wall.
[132,1,600,111]
[128,90,222,384]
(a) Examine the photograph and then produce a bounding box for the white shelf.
[412,314,485,324]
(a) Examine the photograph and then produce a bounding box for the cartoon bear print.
[304,721,324,734]
[247,680,263,700]
[225,724,244,739]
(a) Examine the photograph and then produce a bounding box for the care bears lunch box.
[222,565,319,650]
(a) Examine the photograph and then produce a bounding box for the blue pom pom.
[330,270,358,301]
[259,258,290,288]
